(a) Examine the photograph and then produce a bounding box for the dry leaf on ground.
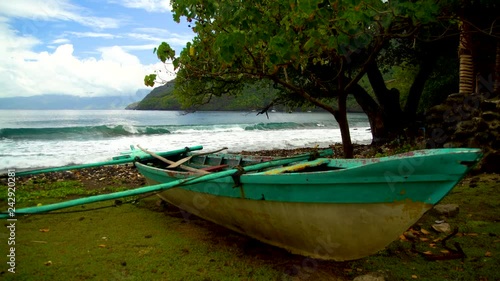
[421,228,430,235]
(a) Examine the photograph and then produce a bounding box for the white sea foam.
[0,110,372,171]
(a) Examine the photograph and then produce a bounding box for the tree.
[147,0,444,157]
[438,0,500,94]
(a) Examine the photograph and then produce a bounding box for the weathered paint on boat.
[135,148,482,261]
[156,189,431,260]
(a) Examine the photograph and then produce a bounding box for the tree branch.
[404,54,437,117]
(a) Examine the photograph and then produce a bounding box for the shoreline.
[7,141,474,189]
[0,147,498,280]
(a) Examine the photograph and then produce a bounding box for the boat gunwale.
[137,147,483,177]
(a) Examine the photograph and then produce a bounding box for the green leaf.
[303,37,316,51]
[173,58,180,70]
[156,42,176,63]
[144,74,157,87]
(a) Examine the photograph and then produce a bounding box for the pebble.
[432,222,451,233]
[432,204,460,217]
[353,272,386,281]
[14,164,146,188]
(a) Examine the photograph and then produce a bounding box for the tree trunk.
[458,20,475,93]
[333,72,353,158]
[366,62,403,119]
[336,91,353,158]
[350,84,387,145]
[404,54,437,118]
[270,75,354,158]
[494,41,500,95]
[365,62,405,142]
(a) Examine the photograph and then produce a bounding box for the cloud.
[0,17,41,51]
[0,0,121,29]
[67,31,120,39]
[127,28,193,50]
[0,2,191,98]
[0,20,164,98]
[113,0,172,13]
[121,44,160,51]
[52,38,71,44]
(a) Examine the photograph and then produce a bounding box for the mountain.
[133,80,281,111]
[134,81,181,110]
[0,90,150,110]
[133,81,363,112]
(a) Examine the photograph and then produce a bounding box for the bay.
[0,110,371,171]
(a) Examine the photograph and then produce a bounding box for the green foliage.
[165,0,443,94]
[144,0,481,147]
[144,74,157,87]
[136,81,182,110]
[155,42,176,63]
[419,56,459,111]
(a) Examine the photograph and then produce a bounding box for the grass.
[1,179,132,204]
[0,173,499,280]
[346,174,500,281]
[1,197,283,280]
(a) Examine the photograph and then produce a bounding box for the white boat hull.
[154,185,431,261]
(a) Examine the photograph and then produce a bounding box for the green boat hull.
[135,148,482,261]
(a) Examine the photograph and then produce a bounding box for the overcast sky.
[0,0,193,98]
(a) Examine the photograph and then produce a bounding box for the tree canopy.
[145,0,499,157]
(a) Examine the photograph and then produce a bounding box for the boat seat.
[262,159,330,175]
[200,164,229,172]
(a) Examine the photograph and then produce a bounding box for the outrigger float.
[0,145,482,261]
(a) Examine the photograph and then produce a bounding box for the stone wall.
[425,92,500,173]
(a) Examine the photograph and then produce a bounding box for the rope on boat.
[231,166,245,188]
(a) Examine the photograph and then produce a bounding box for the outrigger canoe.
[1,146,482,261]
[134,147,482,261]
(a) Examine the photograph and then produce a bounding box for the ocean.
[0,110,372,171]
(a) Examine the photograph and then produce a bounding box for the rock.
[492,139,500,150]
[446,93,466,104]
[488,120,500,130]
[455,120,476,133]
[424,93,500,173]
[481,99,500,111]
[443,142,461,148]
[432,204,459,217]
[480,150,500,173]
[432,222,451,233]
[353,272,386,281]
[473,132,493,145]
[482,111,500,122]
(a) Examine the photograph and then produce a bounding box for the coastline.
[1,147,498,280]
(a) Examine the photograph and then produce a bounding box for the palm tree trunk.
[494,41,500,95]
[458,20,474,93]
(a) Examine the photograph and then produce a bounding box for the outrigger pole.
[0,145,204,178]
[0,150,333,218]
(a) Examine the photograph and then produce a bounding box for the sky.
[0,0,194,98]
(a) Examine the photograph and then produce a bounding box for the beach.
[1,146,499,280]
